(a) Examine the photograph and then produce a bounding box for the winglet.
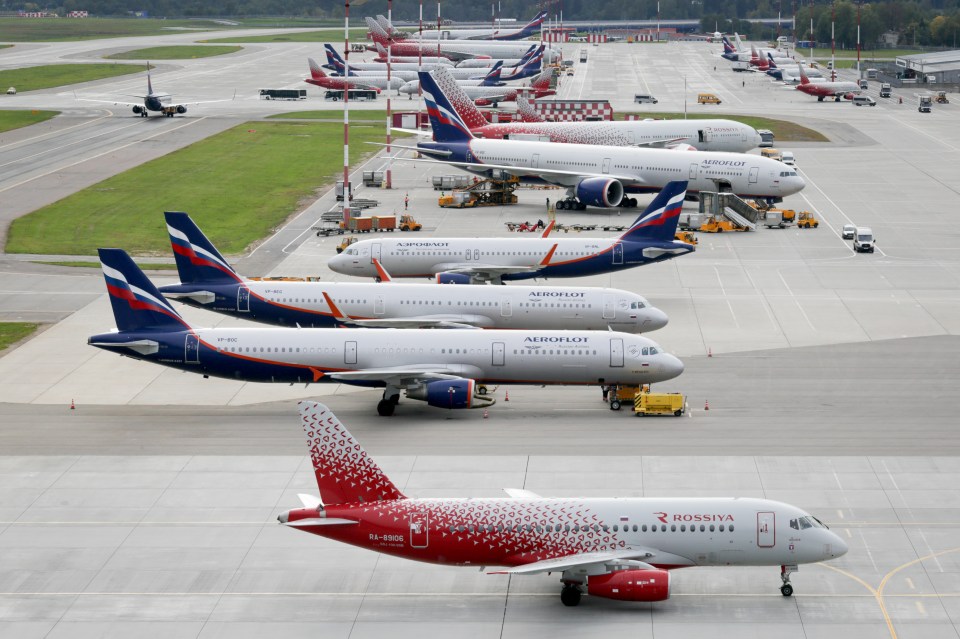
[541,220,555,238]
[322,291,350,322]
[539,243,558,267]
[372,258,393,282]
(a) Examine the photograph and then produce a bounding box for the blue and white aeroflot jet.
[328,181,693,284]
[77,63,231,117]
[88,249,683,416]
[157,212,668,332]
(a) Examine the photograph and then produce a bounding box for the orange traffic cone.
[483,408,489,419]
[70,399,75,410]
[504,390,509,402]
[704,399,710,411]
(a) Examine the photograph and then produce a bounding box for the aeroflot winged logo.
[101,263,181,320]
[167,224,239,281]
[631,191,685,230]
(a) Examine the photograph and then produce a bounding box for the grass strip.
[0,322,39,351]
[0,17,225,42]
[0,63,146,92]
[201,28,368,43]
[105,45,242,60]
[0,110,59,133]
[35,261,177,270]
[267,110,391,121]
[8,121,403,256]
[617,112,828,142]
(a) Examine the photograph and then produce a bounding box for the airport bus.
[324,89,378,101]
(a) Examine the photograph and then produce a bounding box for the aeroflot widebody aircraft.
[328,181,694,283]
[409,70,804,205]
[91,250,683,416]
[158,212,667,333]
[282,402,848,605]
[424,69,762,153]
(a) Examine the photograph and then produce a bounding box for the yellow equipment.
[762,208,796,228]
[607,385,640,411]
[697,93,722,105]
[399,214,422,231]
[634,390,686,417]
[699,216,743,233]
[336,236,358,254]
[936,91,949,104]
[797,211,819,229]
[439,176,520,208]
[675,230,698,245]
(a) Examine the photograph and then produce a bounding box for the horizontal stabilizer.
[503,488,541,499]
[282,517,359,527]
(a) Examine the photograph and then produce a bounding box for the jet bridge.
[698,192,760,231]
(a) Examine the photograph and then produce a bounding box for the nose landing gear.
[780,564,797,596]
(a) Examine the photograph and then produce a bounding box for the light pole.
[385,0,393,189]
[342,0,351,227]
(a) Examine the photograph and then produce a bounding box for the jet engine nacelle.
[587,569,671,602]
[436,272,472,285]
[176,105,187,114]
[132,105,144,114]
[576,177,624,208]
[407,379,476,409]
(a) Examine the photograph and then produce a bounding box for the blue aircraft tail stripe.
[420,70,474,143]
[99,249,189,332]
[620,181,687,243]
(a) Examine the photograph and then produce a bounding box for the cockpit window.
[630,301,646,309]
[779,171,798,177]
[346,248,358,255]
[790,516,825,530]
[642,347,649,356]
[649,347,658,355]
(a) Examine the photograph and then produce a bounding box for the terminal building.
[895,50,960,84]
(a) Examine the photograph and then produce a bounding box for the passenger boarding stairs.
[698,192,759,231]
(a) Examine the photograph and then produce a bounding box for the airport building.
[895,49,960,83]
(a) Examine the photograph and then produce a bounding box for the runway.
[1,32,959,638]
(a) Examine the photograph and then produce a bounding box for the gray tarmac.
[1,33,959,639]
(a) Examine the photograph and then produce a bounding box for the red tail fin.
[308,58,326,80]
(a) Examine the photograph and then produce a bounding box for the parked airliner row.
[328,181,693,283]
[419,69,763,153]
[158,212,668,333]
[282,402,848,605]
[408,70,804,205]
[90,250,683,416]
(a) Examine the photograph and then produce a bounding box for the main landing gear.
[377,388,401,417]
[560,583,582,606]
[780,564,797,596]
[555,199,586,211]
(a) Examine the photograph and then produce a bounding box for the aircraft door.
[609,338,624,367]
[689,162,699,180]
[749,166,759,184]
[612,241,624,265]
[185,334,200,364]
[703,127,713,142]
[474,249,480,260]
[409,512,429,548]
[492,341,505,366]
[627,131,635,144]
[237,286,250,312]
[757,511,776,548]
[500,298,512,317]
[602,294,616,319]
[344,341,357,365]
[374,295,385,316]
[531,153,540,168]
[371,242,382,263]
[602,158,611,174]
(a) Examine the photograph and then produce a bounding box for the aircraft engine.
[407,379,476,409]
[435,272,472,285]
[587,569,671,602]
[576,177,624,208]
[132,106,143,114]
[176,105,187,114]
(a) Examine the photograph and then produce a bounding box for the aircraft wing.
[489,548,660,575]
[346,318,485,330]
[76,97,146,108]
[631,137,690,149]
[329,368,466,387]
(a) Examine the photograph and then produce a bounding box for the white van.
[781,151,796,165]
[853,227,875,253]
[852,95,876,107]
[634,94,658,104]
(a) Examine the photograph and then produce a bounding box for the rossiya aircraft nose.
[829,533,849,558]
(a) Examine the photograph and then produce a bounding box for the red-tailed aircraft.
[795,62,860,101]
[279,402,848,606]
[305,58,382,93]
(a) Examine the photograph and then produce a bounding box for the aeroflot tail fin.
[164,212,241,285]
[146,62,154,94]
[620,181,687,243]
[98,248,187,333]
[767,53,778,69]
[325,43,344,64]
[481,62,503,85]
[299,401,407,505]
[419,69,476,143]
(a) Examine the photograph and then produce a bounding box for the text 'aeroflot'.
[90,250,682,416]
[281,402,848,605]
[159,211,668,333]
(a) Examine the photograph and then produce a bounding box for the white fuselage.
[456,57,528,68]
[434,138,805,198]
[193,327,684,387]
[237,280,668,332]
[403,82,517,100]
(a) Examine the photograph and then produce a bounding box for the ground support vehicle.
[763,209,797,229]
[936,91,949,104]
[797,211,819,229]
[399,215,422,231]
[439,176,519,208]
[634,390,686,416]
[336,236,358,253]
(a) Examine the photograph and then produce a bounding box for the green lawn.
[0,110,60,134]
[799,48,927,60]
[617,112,828,142]
[0,64,147,92]
[36,261,177,270]
[7,121,408,256]
[0,17,229,42]
[0,44,12,50]
[268,110,392,122]
[105,45,242,60]
[0,322,39,351]
[201,28,368,43]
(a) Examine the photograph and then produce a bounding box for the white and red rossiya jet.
[795,62,861,101]
[280,402,848,606]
